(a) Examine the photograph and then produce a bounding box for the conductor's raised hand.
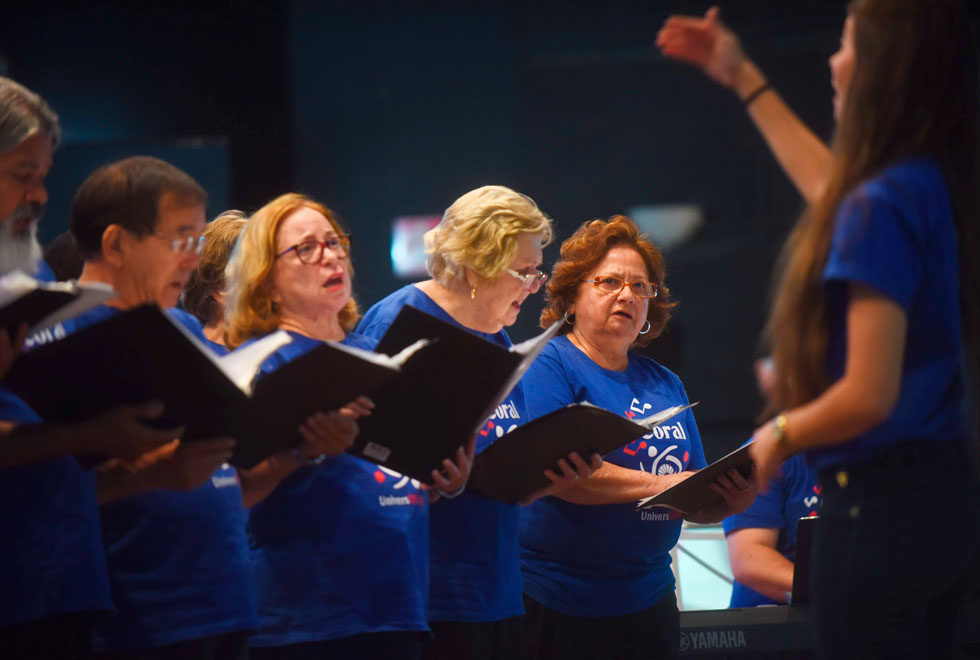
[656,6,747,90]
[431,434,476,497]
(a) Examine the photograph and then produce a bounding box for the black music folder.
[0,269,114,337]
[468,402,696,503]
[4,304,419,468]
[636,442,755,514]
[352,304,563,484]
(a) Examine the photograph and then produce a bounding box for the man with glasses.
[71,155,208,312]
[54,155,258,659]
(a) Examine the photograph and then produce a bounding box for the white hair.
[0,77,60,155]
[0,205,43,276]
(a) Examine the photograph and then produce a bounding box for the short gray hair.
[0,77,61,155]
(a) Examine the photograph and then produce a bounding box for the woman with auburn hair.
[358,185,599,660]
[223,193,471,660]
[179,209,247,351]
[519,215,756,660]
[659,1,980,657]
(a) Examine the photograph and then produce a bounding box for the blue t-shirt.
[247,330,431,646]
[519,335,707,618]
[0,263,112,627]
[34,259,56,282]
[53,304,257,652]
[721,453,821,607]
[811,157,969,470]
[0,395,112,628]
[358,283,528,622]
[169,307,229,355]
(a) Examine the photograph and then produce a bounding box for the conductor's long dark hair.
[766,0,980,415]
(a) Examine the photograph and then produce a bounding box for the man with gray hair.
[0,78,179,659]
[0,76,59,277]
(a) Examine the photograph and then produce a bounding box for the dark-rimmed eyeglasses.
[277,235,351,264]
[587,276,658,298]
[507,268,548,292]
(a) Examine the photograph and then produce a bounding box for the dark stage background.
[7,0,967,459]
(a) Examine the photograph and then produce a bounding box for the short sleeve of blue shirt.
[824,177,923,311]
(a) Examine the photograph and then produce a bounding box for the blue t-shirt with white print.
[0,266,112,628]
[358,283,527,622]
[247,330,431,646]
[722,452,821,607]
[56,304,257,653]
[520,334,706,618]
[812,157,970,470]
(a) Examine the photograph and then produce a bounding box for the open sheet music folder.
[4,304,418,468]
[468,402,695,503]
[353,304,563,484]
[0,269,115,337]
[5,303,556,477]
[636,442,755,514]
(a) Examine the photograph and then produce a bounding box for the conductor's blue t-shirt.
[722,453,821,607]
[359,284,527,622]
[520,335,706,618]
[247,330,431,646]
[812,157,969,470]
[59,304,258,652]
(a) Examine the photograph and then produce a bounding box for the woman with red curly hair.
[519,216,756,660]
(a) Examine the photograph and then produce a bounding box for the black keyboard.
[679,605,813,656]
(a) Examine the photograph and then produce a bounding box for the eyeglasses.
[587,276,658,298]
[507,268,548,292]
[277,235,351,264]
[154,232,205,255]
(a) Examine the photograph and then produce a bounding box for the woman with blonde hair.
[358,185,599,660]
[224,192,470,660]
